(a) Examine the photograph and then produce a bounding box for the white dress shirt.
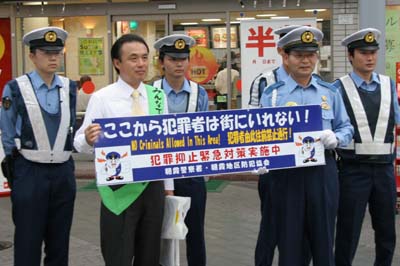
[74,77,174,190]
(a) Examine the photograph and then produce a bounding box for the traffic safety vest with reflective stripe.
[337,74,395,163]
[153,79,199,112]
[16,75,72,163]
[248,68,278,107]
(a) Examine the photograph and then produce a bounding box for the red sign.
[0,18,12,97]
[245,26,276,57]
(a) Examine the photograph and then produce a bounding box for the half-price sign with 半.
[93,105,325,186]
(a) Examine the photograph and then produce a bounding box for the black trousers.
[335,161,397,266]
[256,173,312,266]
[11,156,76,266]
[259,151,338,266]
[174,177,207,266]
[100,181,165,266]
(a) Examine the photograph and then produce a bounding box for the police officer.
[248,24,301,108]
[0,27,76,266]
[259,26,353,266]
[153,34,208,266]
[255,24,316,266]
[334,28,399,266]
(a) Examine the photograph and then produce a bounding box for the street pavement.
[0,154,399,266]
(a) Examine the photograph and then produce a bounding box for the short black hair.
[158,52,166,62]
[111,34,149,74]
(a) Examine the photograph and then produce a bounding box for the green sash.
[98,84,165,215]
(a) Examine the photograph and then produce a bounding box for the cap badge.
[44,31,57,43]
[364,32,375,43]
[301,31,314,43]
[174,39,186,50]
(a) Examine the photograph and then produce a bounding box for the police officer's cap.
[273,25,302,38]
[23,26,68,51]
[154,34,196,59]
[278,26,323,52]
[341,28,380,51]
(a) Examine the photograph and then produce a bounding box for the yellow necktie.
[131,90,145,115]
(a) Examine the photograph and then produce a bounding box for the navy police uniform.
[154,34,208,266]
[259,26,354,266]
[0,27,76,266]
[334,28,400,266]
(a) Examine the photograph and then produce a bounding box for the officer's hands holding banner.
[319,129,338,150]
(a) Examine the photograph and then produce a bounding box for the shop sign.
[186,46,218,84]
[79,38,105,75]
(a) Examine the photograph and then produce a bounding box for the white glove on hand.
[320,129,338,150]
[251,167,269,175]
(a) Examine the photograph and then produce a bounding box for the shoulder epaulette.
[264,80,285,94]
[312,73,322,80]
[316,79,337,93]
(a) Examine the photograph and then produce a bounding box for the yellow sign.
[186,46,218,84]
[79,38,105,75]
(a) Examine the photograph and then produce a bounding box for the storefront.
[0,0,356,109]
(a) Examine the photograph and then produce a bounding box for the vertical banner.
[0,18,12,97]
[386,8,400,81]
[240,18,316,108]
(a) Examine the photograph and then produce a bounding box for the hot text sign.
[94,105,325,186]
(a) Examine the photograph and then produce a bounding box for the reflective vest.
[15,75,73,163]
[337,74,395,163]
[98,84,165,215]
[153,78,199,112]
[249,68,278,107]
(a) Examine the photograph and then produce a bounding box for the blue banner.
[94,105,325,185]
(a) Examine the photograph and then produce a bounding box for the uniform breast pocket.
[322,109,334,129]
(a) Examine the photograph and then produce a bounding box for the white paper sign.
[240,18,316,108]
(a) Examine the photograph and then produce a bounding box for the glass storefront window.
[171,13,238,110]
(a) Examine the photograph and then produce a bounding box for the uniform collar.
[117,77,147,99]
[162,78,191,95]
[275,65,289,81]
[350,71,380,87]
[29,70,63,90]
[285,74,318,93]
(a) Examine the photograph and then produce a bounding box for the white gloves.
[251,167,269,175]
[320,129,338,150]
